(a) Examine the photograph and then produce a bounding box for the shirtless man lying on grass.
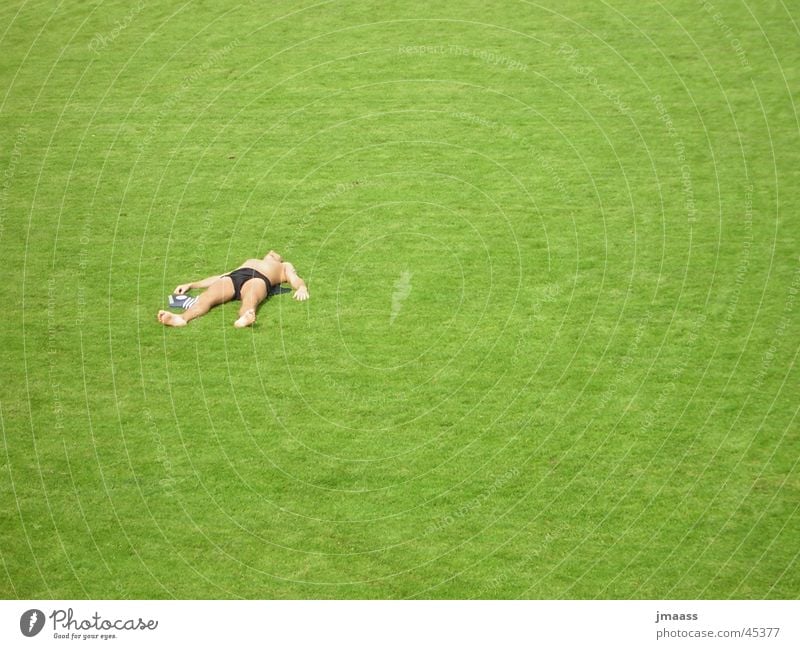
[157,250,309,328]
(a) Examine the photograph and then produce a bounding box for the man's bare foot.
[234,309,256,328]
[158,310,187,327]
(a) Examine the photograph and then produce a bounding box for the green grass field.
[1,0,798,599]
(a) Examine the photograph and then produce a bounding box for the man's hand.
[283,262,309,301]
[174,283,193,295]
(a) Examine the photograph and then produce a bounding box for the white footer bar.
[1,600,797,648]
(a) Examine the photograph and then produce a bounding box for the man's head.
[265,250,283,263]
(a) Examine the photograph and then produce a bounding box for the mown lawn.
[1,0,798,598]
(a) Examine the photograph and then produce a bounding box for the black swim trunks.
[224,267,272,301]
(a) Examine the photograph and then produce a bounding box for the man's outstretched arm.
[173,274,224,295]
[284,263,309,301]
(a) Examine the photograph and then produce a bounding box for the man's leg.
[158,277,235,327]
[233,279,268,328]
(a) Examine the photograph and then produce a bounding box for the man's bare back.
[157,250,309,328]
